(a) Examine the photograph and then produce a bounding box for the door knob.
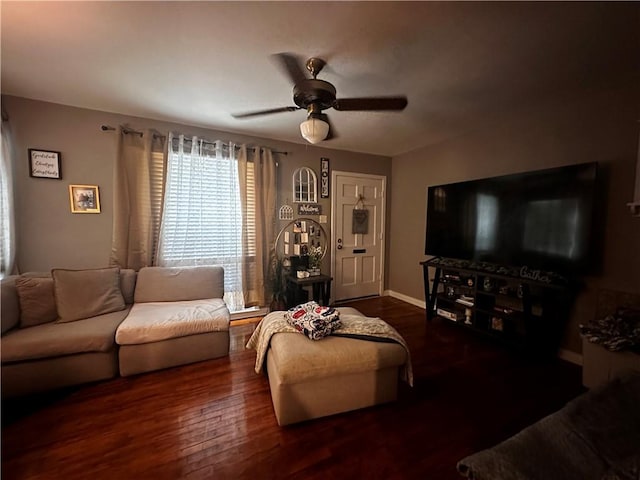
[337,245,343,250]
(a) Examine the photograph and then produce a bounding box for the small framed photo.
[29,149,62,179]
[491,316,504,332]
[69,185,101,213]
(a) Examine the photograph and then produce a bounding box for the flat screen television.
[425,162,598,275]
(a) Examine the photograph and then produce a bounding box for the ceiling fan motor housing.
[293,79,336,111]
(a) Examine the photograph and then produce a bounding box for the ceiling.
[1,1,638,157]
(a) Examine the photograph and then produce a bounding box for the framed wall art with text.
[29,149,62,179]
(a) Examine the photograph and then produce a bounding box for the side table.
[286,274,333,308]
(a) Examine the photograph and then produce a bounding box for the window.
[156,134,255,311]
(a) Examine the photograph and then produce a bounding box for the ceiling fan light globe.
[300,118,329,144]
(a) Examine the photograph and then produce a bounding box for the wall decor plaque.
[352,209,369,234]
[29,149,61,179]
[320,157,330,198]
[298,204,322,215]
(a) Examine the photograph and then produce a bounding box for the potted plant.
[268,255,287,311]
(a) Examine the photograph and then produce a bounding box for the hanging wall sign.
[29,149,62,179]
[298,204,322,215]
[320,157,330,198]
[352,209,369,234]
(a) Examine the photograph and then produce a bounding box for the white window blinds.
[149,149,166,265]
[156,133,254,311]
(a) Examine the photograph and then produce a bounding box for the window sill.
[229,306,269,321]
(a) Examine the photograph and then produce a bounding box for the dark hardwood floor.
[2,297,584,479]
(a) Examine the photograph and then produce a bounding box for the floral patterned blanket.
[580,307,640,352]
[246,310,414,387]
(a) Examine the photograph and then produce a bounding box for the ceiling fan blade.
[272,52,308,85]
[320,113,337,140]
[232,106,301,119]
[333,96,408,111]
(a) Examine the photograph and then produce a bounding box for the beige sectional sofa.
[1,266,230,397]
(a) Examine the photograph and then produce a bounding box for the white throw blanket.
[246,310,414,386]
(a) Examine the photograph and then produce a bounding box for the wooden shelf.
[422,257,572,353]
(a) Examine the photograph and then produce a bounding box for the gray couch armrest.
[457,373,640,480]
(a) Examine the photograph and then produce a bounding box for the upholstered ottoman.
[115,266,230,376]
[251,307,410,426]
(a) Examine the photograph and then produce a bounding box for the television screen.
[425,162,598,274]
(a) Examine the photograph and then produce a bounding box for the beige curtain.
[110,127,166,270]
[0,116,16,277]
[239,146,276,307]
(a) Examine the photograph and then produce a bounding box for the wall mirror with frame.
[292,166,317,203]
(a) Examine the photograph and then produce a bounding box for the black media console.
[421,257,574,353]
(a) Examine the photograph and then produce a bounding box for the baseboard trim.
[384,290,426,309]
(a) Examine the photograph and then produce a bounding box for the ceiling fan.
[232,53,408,144]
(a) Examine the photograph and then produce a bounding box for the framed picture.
[29,149,62,179]
[491,316,504,332]
[69,185,101,213]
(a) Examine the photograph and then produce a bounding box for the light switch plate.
[319,215,328,224]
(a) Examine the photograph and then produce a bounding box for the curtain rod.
[101,124,143,137]
[100,124,289,155]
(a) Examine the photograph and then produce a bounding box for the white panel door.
[332,172,385,302]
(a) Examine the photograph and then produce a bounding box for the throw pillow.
[15,276,58,328]
[53,267,125,322]
[285,301,341,340]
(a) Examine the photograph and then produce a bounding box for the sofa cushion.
[601,454,640,480]
[119,269,137,305]
[53,267,126,322]
[15,277,58,328]
[1,307,130,363]
[2,273,52,334]
[269,332,407,385]
[134,266,224,303]
[115,298,229,345]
